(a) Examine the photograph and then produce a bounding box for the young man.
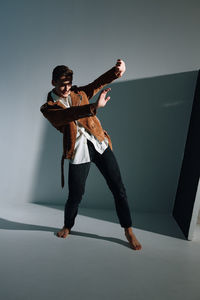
[40,59,142,250]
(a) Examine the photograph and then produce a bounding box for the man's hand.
[115,59,126,77]
[95,88,111,109]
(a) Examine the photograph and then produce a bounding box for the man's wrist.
[94,102,99,109]
[90,103,98,115]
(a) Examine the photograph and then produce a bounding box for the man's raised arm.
[78,59,126,100]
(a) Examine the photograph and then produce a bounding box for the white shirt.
[51,91,109,164]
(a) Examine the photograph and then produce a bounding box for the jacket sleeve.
[78,66,119,100]
[40,102,97,127]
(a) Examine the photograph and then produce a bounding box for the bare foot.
[57,227,71,238]
[124,227,142,250]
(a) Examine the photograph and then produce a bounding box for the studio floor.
[0,202,200,300]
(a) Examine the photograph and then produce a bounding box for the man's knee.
[67,188,85,204]
[107,179,127,199]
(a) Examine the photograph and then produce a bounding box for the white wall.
[1,0,200,204]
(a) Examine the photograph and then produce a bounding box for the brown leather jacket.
[40,66,120,187]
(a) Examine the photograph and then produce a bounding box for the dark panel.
[173,70,200,238]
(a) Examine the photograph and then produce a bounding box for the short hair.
[52,65,73,82]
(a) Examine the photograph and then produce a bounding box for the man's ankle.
[124,227,132,232]
[63,226,71,231]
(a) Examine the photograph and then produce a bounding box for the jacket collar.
[70,91,82,106]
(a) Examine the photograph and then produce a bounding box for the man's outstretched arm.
[78,59,126,100]
[40,89,111,128]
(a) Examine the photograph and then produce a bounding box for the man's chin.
[62,92,70,98]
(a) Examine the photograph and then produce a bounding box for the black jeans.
[64,140,132,229]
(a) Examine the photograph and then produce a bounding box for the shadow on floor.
[0,217,59,233]
[0,217,131,250]
[58,230,131,249]
[36,203,187,240]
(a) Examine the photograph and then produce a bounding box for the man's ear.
[52,79,56,86]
